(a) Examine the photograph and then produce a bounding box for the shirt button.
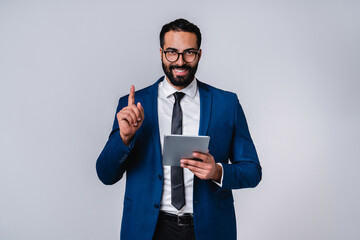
[158,174,163,180]
[194,201,198,204]
[154,203,160,209]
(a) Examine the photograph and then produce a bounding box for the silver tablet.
[162,135,210,167]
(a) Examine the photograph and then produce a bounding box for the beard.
[162,61,198,88]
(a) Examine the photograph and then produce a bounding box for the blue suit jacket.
[96,77,262,240]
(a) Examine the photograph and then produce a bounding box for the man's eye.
[185,51,195,55]
[168,51,176,54]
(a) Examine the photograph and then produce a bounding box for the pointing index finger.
[128,85,135,106]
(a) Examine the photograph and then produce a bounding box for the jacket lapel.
[145,78,163,166]
[197,80,212,136]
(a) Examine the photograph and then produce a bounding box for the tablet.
[162,135,210,167]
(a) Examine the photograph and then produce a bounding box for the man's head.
[160,19,202,89]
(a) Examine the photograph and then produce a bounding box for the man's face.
[161,31,201,89]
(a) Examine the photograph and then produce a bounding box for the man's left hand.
[180,152,222,183]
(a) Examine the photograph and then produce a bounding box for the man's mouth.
[172,67,189,77]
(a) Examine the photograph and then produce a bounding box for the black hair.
[160,18,202,49]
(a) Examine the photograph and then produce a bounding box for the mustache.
[169,65,191,71]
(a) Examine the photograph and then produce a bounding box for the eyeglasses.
[162,49,200,63]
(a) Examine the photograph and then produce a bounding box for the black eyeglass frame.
[162,48,200,63]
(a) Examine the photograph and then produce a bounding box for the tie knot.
[173,92,185,101]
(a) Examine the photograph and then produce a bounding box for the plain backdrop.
[1,0,359,239]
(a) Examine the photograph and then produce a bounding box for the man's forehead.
[163,31,198,49]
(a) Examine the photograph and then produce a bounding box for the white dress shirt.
[158,77,200,215]
[157,76,224,215]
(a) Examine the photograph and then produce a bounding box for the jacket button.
[158,174,163,180]
[154,203,160,209]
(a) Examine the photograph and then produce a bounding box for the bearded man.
[96,18,262,240]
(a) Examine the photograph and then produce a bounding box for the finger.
[130,104,141,121]
[181,159,205,169]
[119,113,134,126]
[137,102,145,121]
[185,166,207,179]
[182,163,207,174]
[128,85,135,106]
[124,109,140,126]
[192,152,210,162]
[120,110,137,126]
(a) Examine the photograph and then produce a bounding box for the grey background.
[1,0,359,239]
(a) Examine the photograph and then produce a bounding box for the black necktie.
[171,92,185,210]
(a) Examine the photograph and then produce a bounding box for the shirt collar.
[162,76,198,99]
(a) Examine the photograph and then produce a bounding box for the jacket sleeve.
[96,97,135,185]
[220,95,262,190]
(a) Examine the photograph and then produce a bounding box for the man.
[96,18,261,240]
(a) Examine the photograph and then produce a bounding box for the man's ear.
[198,49,202,61]
[160,48,163,59]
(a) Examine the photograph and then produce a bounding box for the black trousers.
[153,212,196,240]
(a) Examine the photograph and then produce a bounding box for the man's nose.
[175,53,185,65]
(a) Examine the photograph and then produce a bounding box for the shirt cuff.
[212,163,224,187]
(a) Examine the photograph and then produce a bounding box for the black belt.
[158,211,194,227]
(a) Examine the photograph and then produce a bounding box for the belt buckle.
[177,216,188,227]
[177,215,192,227]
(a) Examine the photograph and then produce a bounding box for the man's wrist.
[120,132,132,146]
[213,163,223,183]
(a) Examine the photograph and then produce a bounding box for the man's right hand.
[117,85,144,146]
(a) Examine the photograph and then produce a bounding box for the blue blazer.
[96,77,262,240]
